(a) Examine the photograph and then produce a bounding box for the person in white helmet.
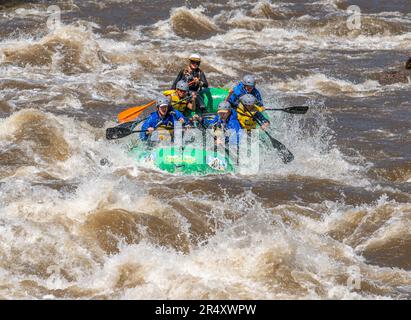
[172,53,209,92]
[206,101,242,145]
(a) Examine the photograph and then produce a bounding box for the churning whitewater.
[0,0,410,299]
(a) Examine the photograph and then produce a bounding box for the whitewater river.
[0,0,410,299]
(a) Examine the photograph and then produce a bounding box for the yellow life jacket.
[236,102,264,130]
[167,90,190,113]
[154,126,173,142]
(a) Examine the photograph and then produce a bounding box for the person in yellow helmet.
[236,94,270,131]
[171,53,209,92]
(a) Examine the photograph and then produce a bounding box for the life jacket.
[141,108,186,141]
[154,127,173,142]
[236,103,264,130]
[183,66,202,84]
[167,90,188,112]
[154,112,186,142]
[167,90,197,118]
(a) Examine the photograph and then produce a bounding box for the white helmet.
[189,53,201,62]
[240,94,256,106]
[176,80,189,91]
[218,101,231,112]
[243,75,256,87]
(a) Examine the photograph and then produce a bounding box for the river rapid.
[0,0,410,299]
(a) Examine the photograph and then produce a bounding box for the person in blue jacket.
[140,96,186,141]
[206,101,241,145]
[227,75,264,108]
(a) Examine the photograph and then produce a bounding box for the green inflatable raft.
[127,87,267,175]
[126,88,233,175]
[128,145,235,175]
[199,87,230,113]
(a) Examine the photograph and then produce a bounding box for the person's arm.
[203,115,219,128]
[255,111,269,130]
[228,85,240,108]
[172,109,187,124]
[187,92,197,110]
[199,71,209,89]
[254,89,264,107]
[171,70,184,90]
[227,92,238,108]
[140,115,156,140]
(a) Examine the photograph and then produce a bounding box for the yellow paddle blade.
[117,100,156,123]
[162,90,175,96]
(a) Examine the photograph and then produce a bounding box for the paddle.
[117,100,156,123]
[242,105,294,164]
[117,88,208,123]
[110,88,216,142]
[108,102,188,140]
[106,116,149,140]
[107,122,193,140]
[264,106,309,114]
[106,127,148,140]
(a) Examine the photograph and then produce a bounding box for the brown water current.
[0,0,410,299]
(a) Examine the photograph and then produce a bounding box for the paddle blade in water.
[278,147,294,163]
[106,127,132,140]
[266,106,309,114]
[265,133,294,164]
[285,106,309,114]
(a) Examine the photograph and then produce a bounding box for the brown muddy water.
[0,0,410,299]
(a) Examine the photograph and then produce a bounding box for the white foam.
[272,73,382,97]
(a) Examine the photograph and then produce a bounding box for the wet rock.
[378,70,409,85]
[373,58,411,85]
